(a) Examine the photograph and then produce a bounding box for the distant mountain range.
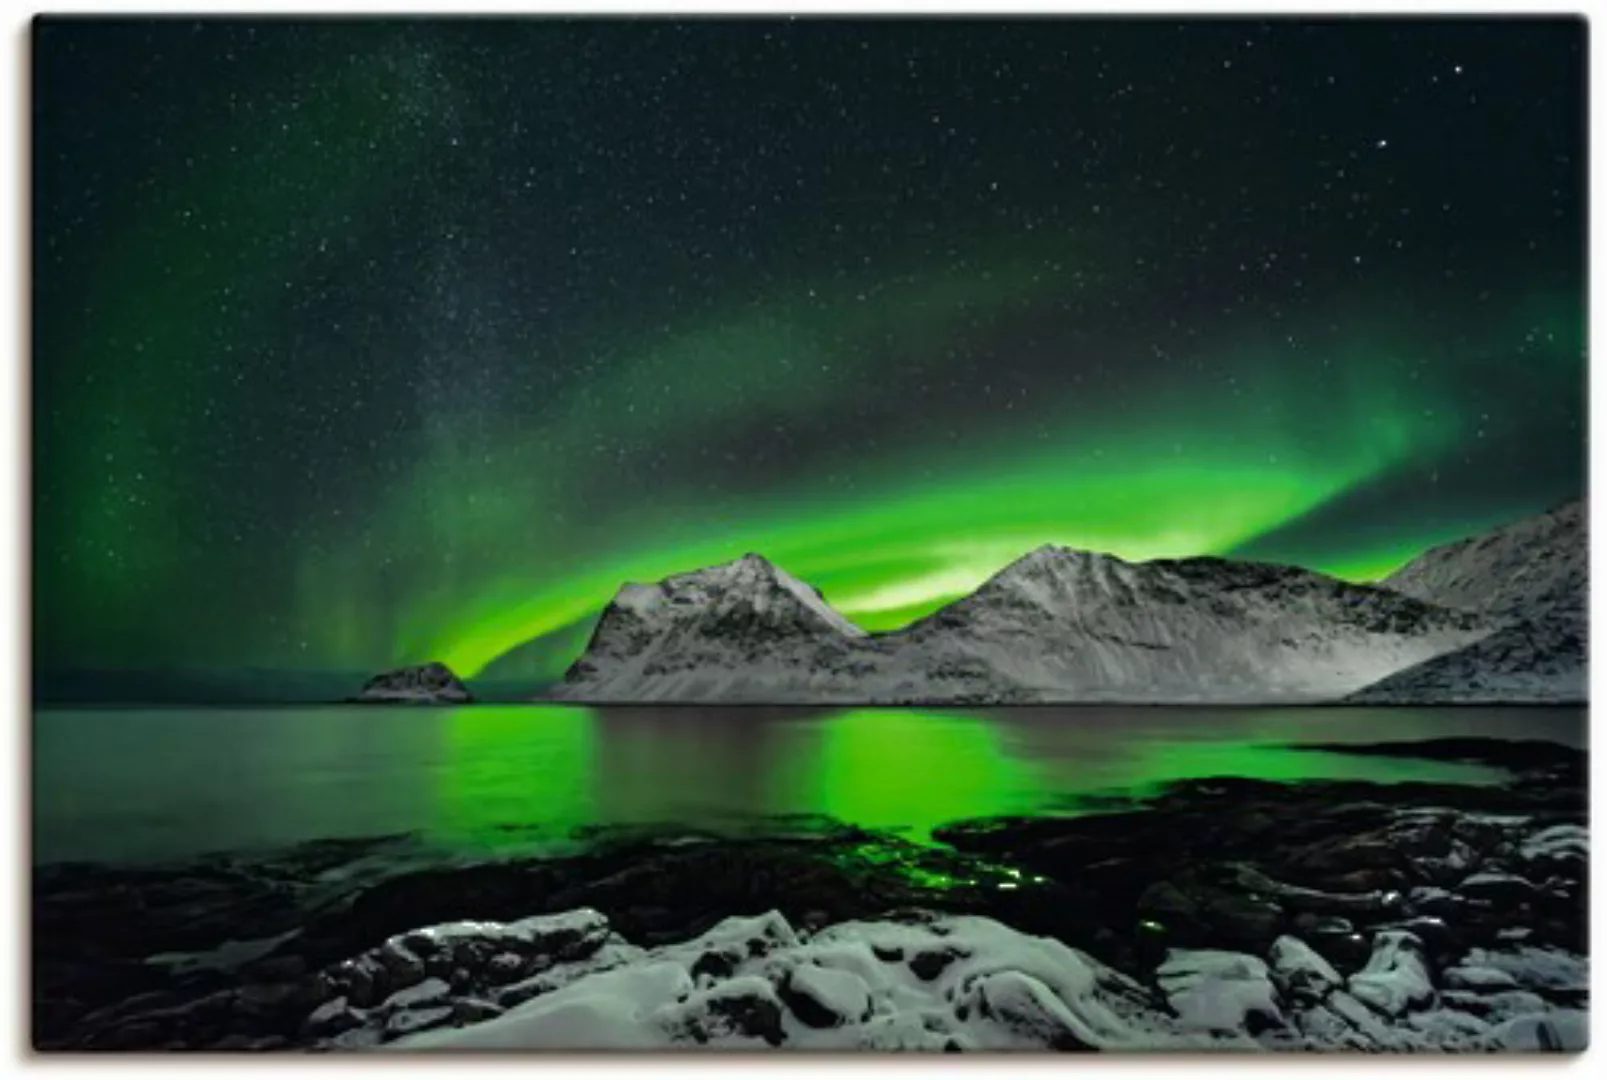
[41,500,1585,707]
[542,500,1585,706]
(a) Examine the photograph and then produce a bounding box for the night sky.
[33,17,1585,685]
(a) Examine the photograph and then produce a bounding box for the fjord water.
[32,705,1584,866]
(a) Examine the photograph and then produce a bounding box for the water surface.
[32,705,1584,865]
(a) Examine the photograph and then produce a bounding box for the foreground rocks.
[295,906,1584,1052]
[32,738,1586,1052]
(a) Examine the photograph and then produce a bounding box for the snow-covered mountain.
[1346,614,1584,705]
[551,548,1488,705]
[1381,500,1585,623]
[556,554,876,702]
[353,662,473,704]
[1347,501,1586,704]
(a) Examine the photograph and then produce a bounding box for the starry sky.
[33,17,1585,687]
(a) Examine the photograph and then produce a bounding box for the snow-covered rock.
[551,549,1487,704]
[384,911,1206,1052]
[1156,950,1283,1037]
[1346,930,1435,1018]
[352,662,472,704]
[282,907,1588,1053]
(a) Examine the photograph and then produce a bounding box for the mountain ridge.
[551,540,1494,705]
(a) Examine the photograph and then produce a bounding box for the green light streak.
[415,361,1456,676]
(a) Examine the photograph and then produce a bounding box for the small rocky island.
[33,738,1586,1052]
[351,662,473,705]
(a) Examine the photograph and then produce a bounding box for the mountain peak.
[986,544,1131,590]
[608,553,867,640]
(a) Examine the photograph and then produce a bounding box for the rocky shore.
[32,738,1586,1052]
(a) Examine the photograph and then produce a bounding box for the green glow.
[38,35,444,667]
[412,357,1457,676]
[415,706,1515,852]
[33,704,1541,863]
[432,705,598,852]
[783,710,1041,837]
[31,24,1584,687]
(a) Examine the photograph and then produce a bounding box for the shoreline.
[32,736,1588,1052]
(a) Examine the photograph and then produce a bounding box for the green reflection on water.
[433,704,597,851]
[785,709,1046,838]
[422,705,1518,854]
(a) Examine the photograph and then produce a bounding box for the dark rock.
[703,990,786,1047]
[375,943,426,991]
[451,998,504,1025]
[302,998,362,1040]
[242,955,307,983]
[233,981,300,1018]
[690,949,739,983]
[909,947,966,981]
[778,972,846,1029]
[1308,930,1373,974]
[384,1005,454,1040]
[207,1033,288,1051]
[485,952,527,984]
[351,661,472,705]
[1457,872,1538,905]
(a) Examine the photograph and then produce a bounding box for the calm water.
[32,705,1585,866]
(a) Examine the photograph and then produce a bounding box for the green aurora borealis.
[33,19,1584,689]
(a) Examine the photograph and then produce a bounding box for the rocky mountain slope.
[352,662,473,705]
[1346,615,1584,705]
[1381,500,1585,623]
[551,549,1488,705]
[1348,501,1585,704]
[557,554,874,702]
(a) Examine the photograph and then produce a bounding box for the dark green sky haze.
[32,18,1585,685]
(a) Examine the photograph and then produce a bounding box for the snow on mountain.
[883,547,1488,703]
[1348,501,1586,704]
[353,661,473,704]
[1345,614,1585,705]
[556,554,876,702]
[1381,500,1585,623]
[551,548,1488,705]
